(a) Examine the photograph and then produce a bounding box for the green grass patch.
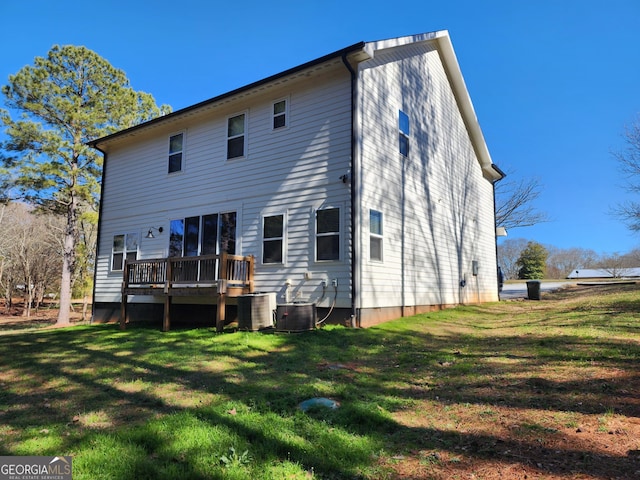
[1,283,640,478]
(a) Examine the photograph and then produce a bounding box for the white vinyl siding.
[357,40,498,309]
[94,65,353,306]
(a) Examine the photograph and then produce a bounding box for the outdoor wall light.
[145,226,164,239]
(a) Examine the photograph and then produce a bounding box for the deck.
[121,253,255,331]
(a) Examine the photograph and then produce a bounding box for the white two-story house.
[89,30,504,330]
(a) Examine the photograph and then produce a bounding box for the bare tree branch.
[612,115,640,232]
[495,175,550,230]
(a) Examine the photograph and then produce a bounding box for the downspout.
[491,164,506,297]
[341,52,359,327]
[88,142,108,323]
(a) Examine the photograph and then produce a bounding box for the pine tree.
[1,45,171,324]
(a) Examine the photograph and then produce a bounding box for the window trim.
[369,209,383,262]
[168,131,185,174]
[315,206,342,263]
[111,232,139,272]
[271,97,289,131]
[226,111,248,160]
[262,212,286,265]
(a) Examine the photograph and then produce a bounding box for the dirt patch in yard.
[0,300,87,331]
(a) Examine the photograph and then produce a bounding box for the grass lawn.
[1,283,639,479]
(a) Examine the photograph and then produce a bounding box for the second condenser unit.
[275,303,317,332]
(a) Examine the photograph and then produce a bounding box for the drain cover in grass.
[298,397,340,412]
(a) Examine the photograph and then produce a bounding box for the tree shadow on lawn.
[0,321,639,478]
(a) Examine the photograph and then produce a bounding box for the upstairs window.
[263,214,284,264]
[399,110,409,157]
[369,209,383,261]
[112,233,139,271]
[316,207,340,261]
[168,133,184,173]
[227,113,246,159]
[272,99,287,129]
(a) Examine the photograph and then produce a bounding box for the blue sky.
[2,0,640,255]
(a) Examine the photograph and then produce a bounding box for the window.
[219,212,237,254]
[272,99,287,129]
[184,216,200,257]
[263,214,284,264]
[316,207,340,261]
[399,110,409,157]
[201,214,218,255]
[169,219,184,257]
[369,210,383,261]
[169,212,236,257]
[227,113,246,159]
[111,233,139,271]
[168,133,184,173]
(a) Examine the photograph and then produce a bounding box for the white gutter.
[433,32,502,182]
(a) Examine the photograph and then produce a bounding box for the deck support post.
[216,278,227,332]
[162,260,173,331]
[163,295,171,332]
[120,261,129,330]
[216,293,226,332]
[216,254,229,333]
[120,294,128,330]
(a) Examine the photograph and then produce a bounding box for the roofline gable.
[362,31,500,182]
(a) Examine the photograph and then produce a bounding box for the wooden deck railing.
[123,253,254,292]
[121,253,254,331]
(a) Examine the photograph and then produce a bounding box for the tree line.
[498,238,640,280]
[0,203,62,316]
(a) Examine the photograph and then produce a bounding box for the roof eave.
[432,33,501,182]
[88,41,367,149]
